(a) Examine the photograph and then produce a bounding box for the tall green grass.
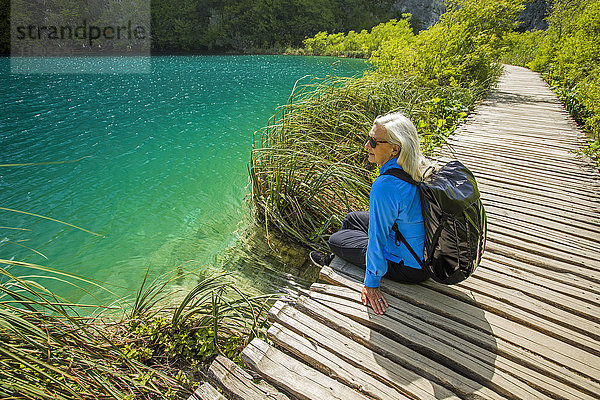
[249,74,476,248]
[0,259,275,399]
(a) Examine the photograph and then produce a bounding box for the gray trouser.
[328,211,428,284]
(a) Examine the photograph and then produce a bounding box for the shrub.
[501,30,546,67]
[302,18,414,58]
[370,0,526,87]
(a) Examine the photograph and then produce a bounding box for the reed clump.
[249,75,476,248]
[0,260,275,399]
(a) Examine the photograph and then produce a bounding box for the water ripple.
[0,55,367,302]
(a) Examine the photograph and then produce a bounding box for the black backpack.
[382,160,487,284]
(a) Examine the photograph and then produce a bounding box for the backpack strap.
[382,168,423,267]
[381,168,418,186]
[392,222,424,268]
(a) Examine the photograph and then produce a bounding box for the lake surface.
[0,55,367,303]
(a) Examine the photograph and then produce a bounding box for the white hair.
[374,112,433,182]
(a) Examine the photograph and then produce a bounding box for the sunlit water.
[0,55,367,303]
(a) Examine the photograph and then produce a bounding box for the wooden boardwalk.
[193,65,600,399]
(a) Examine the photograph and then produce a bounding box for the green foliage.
[301,0,525,87]
[414,96,470,154]
[370,0,526,87]
[302,17,415,58]
[208,0,398,51]
[151,0,215,52]
[501,30,546,66]
[215,0,337,50]
[0,0,8,55]
[0,0,403,54]
[582,139,600,165]
[508,0,600,167]
[127,317,244,365]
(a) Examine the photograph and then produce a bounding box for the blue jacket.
[364,158,425,288]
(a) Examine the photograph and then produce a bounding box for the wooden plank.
[477,169,600,198]
[479,187,600,225]
[473,266,600,320]
[484,241,600,284]
[477,182,600,217]
[444,140,597,176]
[459,275,600,340]
[445,140,596,175]
[439,153,600,193]
[207,355,290,400]
[294,295,552,400]
[483,202,600,243]
[484,210,599,254]
[450,130,582,152]
[440,150,599,184]
[482,252,600,298]
[483,203,600,245]
[480,98,565,109]
[475,101,578,115]
[320,263,600,364]
[459,118,585,139]
[476,174,599,207]
[465,163,600,200]
[474,175,600,211]
[458,112,576,128]
[423,280,600,370]
[453,150,600,189]
[487,217,599,260]
[455,128,585,149]
[446,134,585,159]
[241,338,370,400]
[441,143,599,192]
[458,130,582,147]
[452,122,576,138]
[323,261,600,368]
[487,219,600,263]
[465,108,577,124]
[485,229,600,271]
[460,157,599,190]
[267,321,432,400]
[486,91,564,100]
[307,285,600,400]
[267,302,460,400]
[479,258,600,305]
[188,382,227,400]
[269,298,499,400]
[471,110,582,129]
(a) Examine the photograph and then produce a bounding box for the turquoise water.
[0,55,367,303]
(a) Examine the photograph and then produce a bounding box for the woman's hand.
[361,285,388,314]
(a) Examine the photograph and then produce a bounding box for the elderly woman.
[310,112,431,314]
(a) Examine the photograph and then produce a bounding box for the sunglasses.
[368,136,388,148]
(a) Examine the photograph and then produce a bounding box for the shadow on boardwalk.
[193,65,600,400]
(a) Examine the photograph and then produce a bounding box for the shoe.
[309,251,334,267]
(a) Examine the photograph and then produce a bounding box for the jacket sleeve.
[364,176,402,287]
